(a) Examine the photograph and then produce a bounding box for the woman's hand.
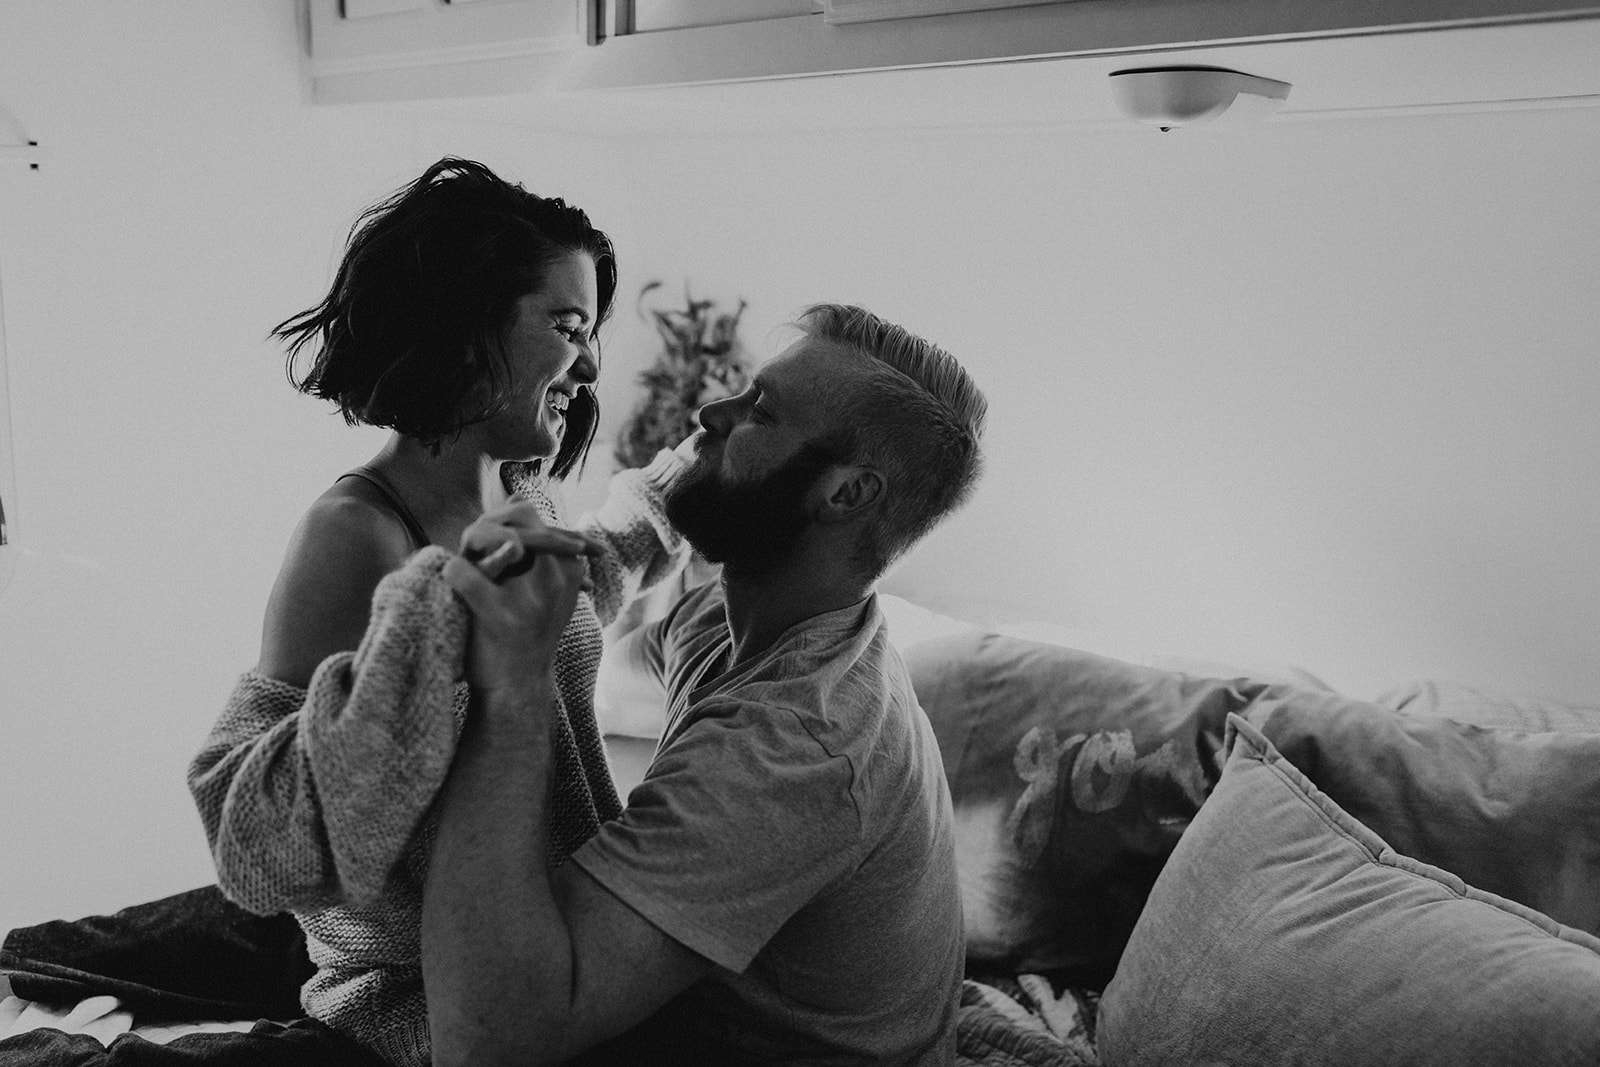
[672,432,703,465]
[443,501,601,696]
[459,499,602,581]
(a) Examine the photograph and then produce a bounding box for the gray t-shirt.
[572,581,963,1065]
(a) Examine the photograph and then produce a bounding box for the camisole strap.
[336,465,430,551]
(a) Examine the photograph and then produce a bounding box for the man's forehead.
[759,336,863,395]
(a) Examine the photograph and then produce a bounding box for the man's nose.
[696,394,736,437]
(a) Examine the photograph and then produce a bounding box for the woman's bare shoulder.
[256,485,419,688]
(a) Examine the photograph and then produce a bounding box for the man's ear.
[812,465,885,524]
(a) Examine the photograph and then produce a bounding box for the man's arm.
[424,530,712,1067]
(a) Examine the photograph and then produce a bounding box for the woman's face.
[478,251,599,462]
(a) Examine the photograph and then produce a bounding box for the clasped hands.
[442,499,602,697]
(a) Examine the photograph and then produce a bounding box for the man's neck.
[719,543,873,668]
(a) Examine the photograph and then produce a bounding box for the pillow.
[989,619,1333,692]
[1374,677,1600,733]
[905,629,1288,983]
[1097,715,1600,1066]
[878,593,979,653]
[1244,687,1600,934]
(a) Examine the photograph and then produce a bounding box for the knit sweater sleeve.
[575,448,692,628]
[187,546,467,916]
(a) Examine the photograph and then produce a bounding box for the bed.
[4,592,1599,1065]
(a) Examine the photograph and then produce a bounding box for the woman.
[188,158,690,1067]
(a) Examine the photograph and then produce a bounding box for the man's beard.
[665,443,836,577]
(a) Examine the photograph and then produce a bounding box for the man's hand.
[459,498,601,582]
[443,501,601,696]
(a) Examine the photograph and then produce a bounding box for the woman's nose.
[571,344,599,386]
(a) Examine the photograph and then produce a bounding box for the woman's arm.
[572,445,696,627]
[189,497,457,913]
[258,493,415,688]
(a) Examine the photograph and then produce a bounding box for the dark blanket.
[2,887,1086,1066]
[0,886,384,1066]
[0,1020,382,1067]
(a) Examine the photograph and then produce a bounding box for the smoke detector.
[1109,67,1292,131]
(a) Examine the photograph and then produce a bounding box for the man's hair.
[272,157,616,479]
[798,303,987,577]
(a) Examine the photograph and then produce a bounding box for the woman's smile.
[485,250,598,461]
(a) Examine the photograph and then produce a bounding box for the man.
[424,303,988,1065]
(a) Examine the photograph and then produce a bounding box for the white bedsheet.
[0,976,256,1047]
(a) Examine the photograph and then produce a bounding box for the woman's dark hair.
[273,157,616,479]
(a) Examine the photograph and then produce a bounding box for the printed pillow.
[1244,687,1600,934]
[1097,715,1600,1066]
[904,630,1284,983]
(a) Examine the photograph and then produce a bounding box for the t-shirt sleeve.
[571,699,862,974]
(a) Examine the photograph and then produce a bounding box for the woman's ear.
[812,465,885,524]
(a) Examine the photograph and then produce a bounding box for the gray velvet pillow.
[1097,714,1600,1067]
[1243,687,1600,934]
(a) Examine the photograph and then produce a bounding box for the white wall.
[2,1,1597,937]
[556,112,1600,707]
[0,0,612,935]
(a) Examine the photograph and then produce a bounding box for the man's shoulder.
[658,593,928,767]
[658,577,727,642]
[759,606,911,712]
[712,633,929,787]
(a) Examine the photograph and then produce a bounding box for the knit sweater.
[187,451,687,1067]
